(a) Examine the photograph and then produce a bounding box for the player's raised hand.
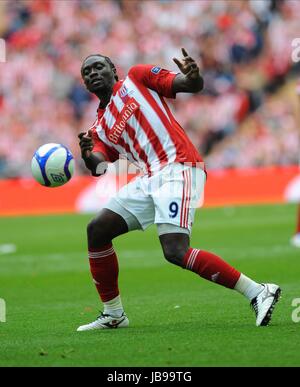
[173,48,200,80]
[78,130,94,159]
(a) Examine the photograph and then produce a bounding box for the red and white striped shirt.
[89,64,205,175]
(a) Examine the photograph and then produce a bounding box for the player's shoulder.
[128,64,161,79]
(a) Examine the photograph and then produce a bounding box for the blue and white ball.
[31,143,74,187]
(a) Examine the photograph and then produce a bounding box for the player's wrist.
[83,153,108,176]
[185,73,203,92]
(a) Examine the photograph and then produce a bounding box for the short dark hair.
[82,54,119,81]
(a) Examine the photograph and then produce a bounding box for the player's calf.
[81,209,130,331]
[160,232,281,326]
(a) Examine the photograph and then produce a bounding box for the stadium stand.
[0,0,299,178]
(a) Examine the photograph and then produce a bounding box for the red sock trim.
[89,245,115,259]
[88,243,113,253]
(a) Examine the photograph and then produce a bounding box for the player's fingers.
[81,144,93,153]
[80,143,93,152]
[187,63,199,72]
[78,132,86,139]
[181,48,189,57]
[185,61,199,74]
[80,138,93,146]
[187,62,198,71]
[183,56,196,65]
[79,140,92,148]
[184,62,197,73]
[188,60,198,68]
[173,57,183,70]
[80,135,92,142]
[186,67,199,79]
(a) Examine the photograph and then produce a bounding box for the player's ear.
[110,65,118,81]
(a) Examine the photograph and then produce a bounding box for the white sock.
[234,274,264,301]
[103,295,124,317]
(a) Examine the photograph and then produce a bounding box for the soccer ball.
[31,143,75,187]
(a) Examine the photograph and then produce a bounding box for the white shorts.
[104,163,206,235]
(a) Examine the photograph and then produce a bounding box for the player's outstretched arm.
[78,132,108,177]
[172,48,203,94]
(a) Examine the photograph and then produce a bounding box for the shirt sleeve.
[91,128,119,162]
[128,64,178,99]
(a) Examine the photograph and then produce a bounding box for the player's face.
[81,56,115,94]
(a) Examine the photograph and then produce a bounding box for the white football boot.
[250,283,281,326]
[290,233,300,248]
[77,312,129,331]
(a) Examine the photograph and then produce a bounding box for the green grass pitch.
[0,203,299,367]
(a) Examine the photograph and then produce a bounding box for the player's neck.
[96,82,116,109]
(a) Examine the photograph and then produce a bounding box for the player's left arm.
[172,48,204,94]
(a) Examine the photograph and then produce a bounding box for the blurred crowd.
[0,0,299,177]
[207,84,300,168]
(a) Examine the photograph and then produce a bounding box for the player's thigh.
[153,165,205,233]
[106,177,155,231]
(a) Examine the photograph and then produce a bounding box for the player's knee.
[162,245,186,267]
[87,218,111,245]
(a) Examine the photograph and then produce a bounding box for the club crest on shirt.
[119,84,129,99]
[151,66,161,74]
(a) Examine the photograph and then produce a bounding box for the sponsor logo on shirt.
[151,66,161,74]
[108,98,139,144]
